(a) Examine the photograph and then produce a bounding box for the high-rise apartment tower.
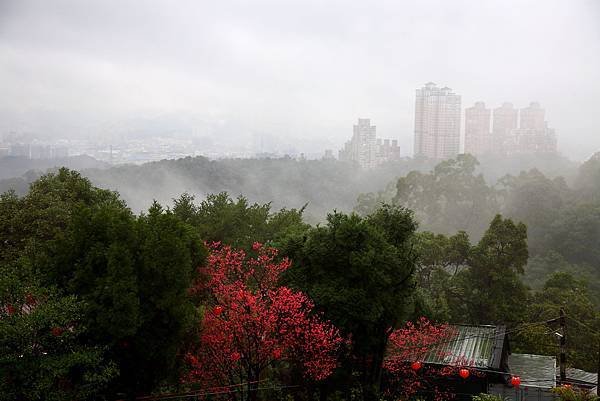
[492,102,519,152]
[414,82,461,159]
[464,102,492,156]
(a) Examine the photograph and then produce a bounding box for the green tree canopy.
[283,205,418,400]
[0,169,207,397]
[515,272,600,372]
[173,191,309,248]
[457,215,528,325]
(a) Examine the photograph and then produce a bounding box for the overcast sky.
[1,0,599,159]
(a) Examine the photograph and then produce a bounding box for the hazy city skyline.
[1,0,599,160]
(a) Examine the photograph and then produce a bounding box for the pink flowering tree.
[185,242,343,401]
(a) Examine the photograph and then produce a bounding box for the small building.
[490,353,556,401]
[408,324,598,401]
[404,324,511,401]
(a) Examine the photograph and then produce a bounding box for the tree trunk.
[247,369,259,401]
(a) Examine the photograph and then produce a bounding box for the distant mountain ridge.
[0,155,110,180]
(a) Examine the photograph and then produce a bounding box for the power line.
[566,314,600,337]
[392,318,559,354]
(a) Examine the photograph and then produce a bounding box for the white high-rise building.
[339,119,400,168]
[414,82,461,160]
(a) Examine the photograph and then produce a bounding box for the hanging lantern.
[25,293,36,305]
[214,305,224,315]
[459,368,470,379]
[51,327,63,337]
[510,376,521,387]
[6,304,15,316]
[411,361,423,371]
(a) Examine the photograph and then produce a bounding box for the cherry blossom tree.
[186,242,343,400]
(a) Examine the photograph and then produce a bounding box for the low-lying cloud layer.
[1,0,599,159]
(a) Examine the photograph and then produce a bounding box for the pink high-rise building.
[503,102,557,154]
[464,102,491,156]
[492,102,518,153]
[519,102,546,130]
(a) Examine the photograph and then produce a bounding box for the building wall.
[489,383,556,401]
[492,102,519,154]
[339,119,400,168]
[414,82,461,160]
[520,102,546,130]
[465,101,492,156]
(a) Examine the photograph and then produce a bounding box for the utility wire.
[392,318,558,353]
[565,314,600,337]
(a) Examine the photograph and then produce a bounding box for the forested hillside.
[0,152,577,223]
[356,153,600,303]
[1,156,599,400]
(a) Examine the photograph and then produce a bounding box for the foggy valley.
[1,1,599,401]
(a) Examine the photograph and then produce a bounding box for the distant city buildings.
[503,102,557,155]
[491,102,518,152]
[0,142,70,159]
[464,102,492,156]
[464,101,557,157]
[412,83,558,159]
[414,82,462,160]
[338,118,400,168]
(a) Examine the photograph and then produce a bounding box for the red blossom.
[384,318,460,401]
[272,348,282,360]
[185,243,343,388]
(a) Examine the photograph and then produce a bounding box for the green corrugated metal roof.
[509,353,556,389]
[563,367,597,387]
[421,325,499,368]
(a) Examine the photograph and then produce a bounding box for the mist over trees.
[1,151,599,400]
[357,153,600,302]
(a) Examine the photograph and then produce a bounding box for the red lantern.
[459,368,470,379]
[230,352,241,362]
[213,305,224,315]
[411,361,423,371]
[25,293,36,305]
[6,304,15,316]
[51,327,63,337]
[511,376,521,387]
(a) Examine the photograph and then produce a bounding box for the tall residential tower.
[414,82,461,160]
[492,102,519,152]
[464,102,492,156]
[339,119,400,168]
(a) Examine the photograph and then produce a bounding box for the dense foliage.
[0,169,207,398]
[358,152,600,305]
[283,205,419,400]
[1,150,599,400]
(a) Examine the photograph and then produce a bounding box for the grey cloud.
[0,0,599,158]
